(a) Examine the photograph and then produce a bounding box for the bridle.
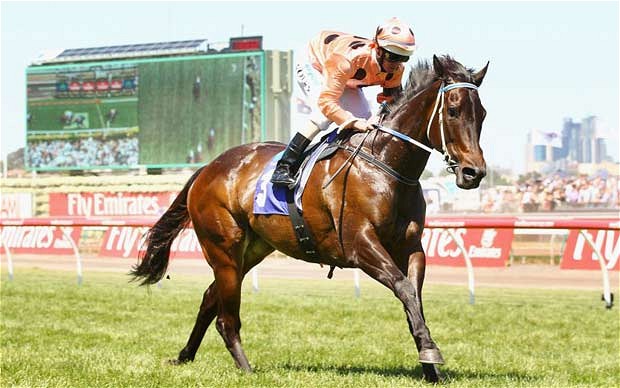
[378,81,479,174]
[324,81,480,188]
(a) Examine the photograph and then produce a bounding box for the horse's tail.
[129,166,205,286]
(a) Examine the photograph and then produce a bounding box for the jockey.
[271,17,416,186]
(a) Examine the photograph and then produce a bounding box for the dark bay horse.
[131,54,489,382]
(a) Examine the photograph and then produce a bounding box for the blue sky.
[1,1,618,173]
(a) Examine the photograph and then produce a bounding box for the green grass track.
[1,269,618,387]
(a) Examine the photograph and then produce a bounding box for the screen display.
[26,53,262,170]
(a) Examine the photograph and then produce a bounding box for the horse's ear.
[432,55,445,78]
[472,61,489,87]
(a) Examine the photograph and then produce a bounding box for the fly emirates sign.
[0,226,82,254]
[100,227,202,259]
[49,192,178,217]
[561,229,619,271]
[422,227,514,267]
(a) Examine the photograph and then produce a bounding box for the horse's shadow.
[279,362,538,383]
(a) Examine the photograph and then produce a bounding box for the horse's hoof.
[419,348,445,364]
[235,362,253,373]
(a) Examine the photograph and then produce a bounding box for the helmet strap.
[376,47,387,72]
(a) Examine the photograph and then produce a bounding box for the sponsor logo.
[562,230,619,270]
[100,227,202,259]
[422,227,513,267]
[468,229,502,259]
[1,193,33,218]
[50,192,177,217]
[0,226,81,254]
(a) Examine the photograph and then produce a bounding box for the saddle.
[253,128,343,216]
[252,128,346,270]
[253,107,393,270]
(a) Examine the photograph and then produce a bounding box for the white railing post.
[445,228,475,305]
[579,230,613,309]
[354,269,361,298]
[1,234,14,281]
[550,233,555,265]
[59,226,82,286]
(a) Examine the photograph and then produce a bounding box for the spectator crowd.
[480,174,619,213]
[27,136,138,168]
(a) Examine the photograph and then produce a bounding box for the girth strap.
[336,144,420,186]
[285,189,322,262]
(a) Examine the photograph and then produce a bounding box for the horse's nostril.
[462,167,479,180]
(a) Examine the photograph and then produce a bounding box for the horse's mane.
[392,55,475,111]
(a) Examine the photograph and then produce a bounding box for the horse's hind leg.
[172,227,272,368]
[172,281,218,364]
[211,253,251,371]
[193,208,271,371]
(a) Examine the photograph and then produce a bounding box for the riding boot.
[270,133,311,186]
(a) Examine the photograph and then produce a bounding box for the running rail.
[1,216,618,307]
[427,216,619,307]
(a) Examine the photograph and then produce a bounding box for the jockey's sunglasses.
[382,49,410,63]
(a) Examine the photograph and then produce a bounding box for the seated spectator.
[27,134,139,168]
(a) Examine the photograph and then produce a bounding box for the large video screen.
[26,53,263,170]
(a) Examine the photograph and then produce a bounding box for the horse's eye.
[447,107,458,117]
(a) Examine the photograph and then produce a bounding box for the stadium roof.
[32,39,209,65]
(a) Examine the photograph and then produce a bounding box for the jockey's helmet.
[374,17,416,57]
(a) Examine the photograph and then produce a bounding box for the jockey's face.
[378,48,409,73]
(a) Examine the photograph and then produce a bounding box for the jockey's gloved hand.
[351,119,375,132]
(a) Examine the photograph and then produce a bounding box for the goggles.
[382,49,410,63]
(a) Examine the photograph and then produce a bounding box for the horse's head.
[428,55,489,189]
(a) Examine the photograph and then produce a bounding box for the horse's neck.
[379,81,441,180]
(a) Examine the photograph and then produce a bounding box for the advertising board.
[561,229,619,271]
[423,227,514,267]
[0,225,82,255]
[49,192,177,217]
[1,193,33,218]
[99,227,202,259]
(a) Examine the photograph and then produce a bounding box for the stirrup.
[270,168,296,186]
[271,175,295,186]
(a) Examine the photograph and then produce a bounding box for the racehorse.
[131,54,489,382]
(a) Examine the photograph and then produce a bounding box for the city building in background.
[25,37,292,172]
[525,115,618,176]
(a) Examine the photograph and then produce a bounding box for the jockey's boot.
[270,132,311,186]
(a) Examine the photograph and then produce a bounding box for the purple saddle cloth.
[253,130,338,215]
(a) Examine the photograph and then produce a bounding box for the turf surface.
[1,269,618,387]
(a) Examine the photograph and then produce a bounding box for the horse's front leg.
[407,247,443,382]
[352,231,444,367]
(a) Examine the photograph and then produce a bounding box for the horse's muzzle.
[456,165,486,189]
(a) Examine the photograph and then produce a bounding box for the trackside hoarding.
[2,216,618,270]
[561,229,619,270]
[49,192,177,217]
[99,227,202,259]
[1,193,33,218]
[423,227,514,267]
[0,225,82,255]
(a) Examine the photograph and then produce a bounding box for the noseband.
[377,81,479,173]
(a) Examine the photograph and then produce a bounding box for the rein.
[323,81,480,188]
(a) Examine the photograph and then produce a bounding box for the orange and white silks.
[299,31,405,130]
